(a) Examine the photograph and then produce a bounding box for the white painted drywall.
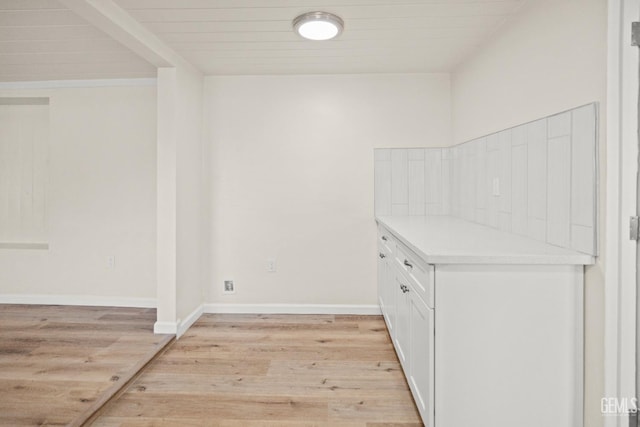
[0,84,157,303]
[175,66,205,323]
[203,74,451,306]
[155,65,206,333]
[450,1,607,425]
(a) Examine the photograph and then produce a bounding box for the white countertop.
[376,216,595,265]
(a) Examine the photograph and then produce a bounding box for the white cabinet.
[408,292,434,427]
[380,230,435,426]
[376,220,585,427]
[377,240,395,335]
[393,271,411,367]
[376,248,387,310]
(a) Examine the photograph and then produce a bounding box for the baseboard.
[177,304,204,338]
[203,303,382,315]
[0,294,156,308]
[153,321,177,334]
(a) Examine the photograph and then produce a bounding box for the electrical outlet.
[223,280,235,294]
[267,258,277,272]
[107,256,115,269]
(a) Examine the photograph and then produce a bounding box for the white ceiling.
[0,0,527,81]
[114,0,527,75]
[0,0,155,82]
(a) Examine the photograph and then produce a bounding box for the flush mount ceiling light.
[293,11,344,41]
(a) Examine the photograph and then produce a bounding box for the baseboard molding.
[0,294,156,308]
[203,303,381,315]
[177,304,204,338]
[153,321,177,334]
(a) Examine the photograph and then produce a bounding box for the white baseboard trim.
[0,294,156,308]
[177,304,204,338]
[203,303,381,315]
[154,321,177,335]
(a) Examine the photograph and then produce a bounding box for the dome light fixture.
[293,11,344,41]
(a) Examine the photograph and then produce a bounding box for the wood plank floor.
[93,314,423,427]
[0,304,168,426]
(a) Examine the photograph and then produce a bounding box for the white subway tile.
[466,151,477,222]
[499,130,512,214]
[499,212,512,233]
[441,157,451,215]
[512,125,527,146]
[408,158,426,216]
[374,148,391,161]
[392,204,409,216]
[486,149,500,228]
[408,148,425,161]
[571,224,596,255]
[527,119,547,241]
[374,159,392,216]
[511,143,528,236]
[571,104,596,228]
[475,138,487,211]
[528,218,547,241]
[548,111,571,138]
[546,135,572,248]
[391,149,408,205]
[475,208,487,225]
[425,149,442,207]
[487,133,500,151]
[426,204,443,215]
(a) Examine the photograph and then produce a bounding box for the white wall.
[450,1,607,425]
[175,67,205,323]
[0,84,157,304]
[155,66,205,334]
[204,74,450,307]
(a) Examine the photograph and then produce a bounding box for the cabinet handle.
[381,236,388,241]
[379,253,386,259]
[403,259,413,269]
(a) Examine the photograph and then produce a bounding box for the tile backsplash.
[374,103,598,256]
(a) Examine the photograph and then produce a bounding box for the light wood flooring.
[93,314,423,427]
[0,304,170,426]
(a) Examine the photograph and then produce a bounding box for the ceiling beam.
[58,0,201,74]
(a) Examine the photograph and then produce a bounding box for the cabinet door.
[384,256,396,336]
[378,248,394,334]
[409,294,435,427]
[394,271,411,369]
[377,248,387,312]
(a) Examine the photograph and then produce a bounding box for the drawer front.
[395,242,434,308]
[378,226,395,254]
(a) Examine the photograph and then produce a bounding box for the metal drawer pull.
[381,236,388,241]
[379,253,386,259]
[403,259,413,269]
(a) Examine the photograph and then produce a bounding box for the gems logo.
[601,397,639,415]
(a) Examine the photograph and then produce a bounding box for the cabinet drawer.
[395,242,434,308]
[378,227,395,254]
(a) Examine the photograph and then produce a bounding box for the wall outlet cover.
[223,280,235,294]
